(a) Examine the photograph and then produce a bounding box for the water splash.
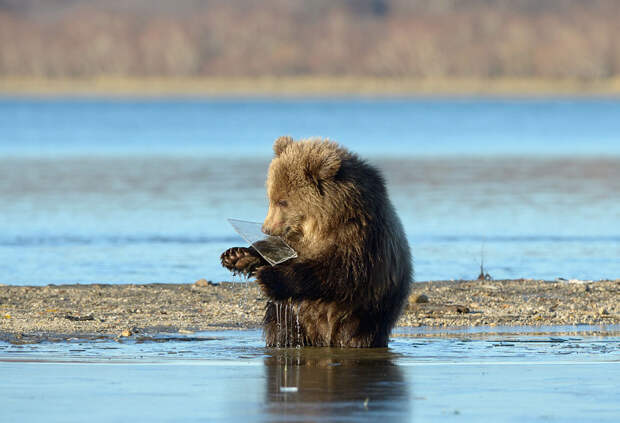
[242,275,251,308]
[284,303,288,347]
[272,301,304,348]
[275,302,281,348]
[296,304,302,348]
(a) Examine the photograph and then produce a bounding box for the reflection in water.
[264,348,410,422]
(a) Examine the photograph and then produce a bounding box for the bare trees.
[1,0,619,79]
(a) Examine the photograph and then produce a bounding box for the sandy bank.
[1,279,618,343]
[3,76,620,97]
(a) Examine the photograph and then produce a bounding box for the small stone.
[414,294,429,304]
[194,279,216,287]
[600,308,609,315]
[178,329,195,334]
[120,329,132,337]
[455,305,469,314]
[65,314,94,322]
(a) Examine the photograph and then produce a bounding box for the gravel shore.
[1,279,618,343]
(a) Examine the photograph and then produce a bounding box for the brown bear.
[221,136,412,347]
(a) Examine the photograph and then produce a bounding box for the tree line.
[1,0,619,79]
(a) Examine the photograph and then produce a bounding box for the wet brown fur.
[221,137,412,347]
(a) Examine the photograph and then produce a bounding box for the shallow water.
[0,97,619,284]
[1,326,618,422]
[1,156,618,284]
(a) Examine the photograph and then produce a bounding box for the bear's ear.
[317,151,341,180]
[273,136,294,156]
[305,149,341,191]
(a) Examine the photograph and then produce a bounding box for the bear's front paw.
[220,247,266,277]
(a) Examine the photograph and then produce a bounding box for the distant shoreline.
[1,279,618,343]
[2,76,620,97]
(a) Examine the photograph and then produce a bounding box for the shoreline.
[2,76,620,97]
[1,279,618,343]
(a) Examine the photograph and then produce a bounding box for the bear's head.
[262,136,354,251]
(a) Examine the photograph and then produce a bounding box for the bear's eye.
[277,199,288,208]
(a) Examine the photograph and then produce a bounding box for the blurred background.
[0,0,618,284]
[2,0,620,82]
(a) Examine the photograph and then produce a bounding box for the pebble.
[120,329,132,337]
[194,279,214,287]
[413,294,429,304]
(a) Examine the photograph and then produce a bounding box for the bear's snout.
[263,221,284,237]
[261,223,273,235]
[262,206,283,236]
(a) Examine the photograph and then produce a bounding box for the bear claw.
[220,247,265,277]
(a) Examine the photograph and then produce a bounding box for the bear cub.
[221,137,412,347]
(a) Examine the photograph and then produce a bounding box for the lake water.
[1,326,619,422]
[0,97,619,284]
[2,98,618,422]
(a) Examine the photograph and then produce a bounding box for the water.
[1,326,618,422]
[2,97,620,157]
[2,98,618,421]
[0,97,619,284]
